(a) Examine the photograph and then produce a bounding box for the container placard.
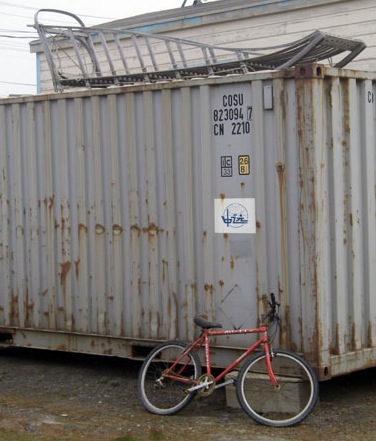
[215,198,256,234]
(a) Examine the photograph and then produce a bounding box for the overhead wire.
[0,1,117,22]
[0,34,36,39]
[0,79,36,86]
[0,2,122,91]
[0,5,35,89]
[0,1,36,9]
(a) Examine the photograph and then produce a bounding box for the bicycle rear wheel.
[236,349,318,427]
[138,341,202,415]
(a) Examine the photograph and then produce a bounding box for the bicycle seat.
[194,316,223,329]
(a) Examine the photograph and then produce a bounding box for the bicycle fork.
[264,343,280,389]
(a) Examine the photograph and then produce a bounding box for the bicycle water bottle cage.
[194,317,223,329]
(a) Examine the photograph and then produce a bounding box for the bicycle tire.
[138,341,202,415]
[236,349,318,427]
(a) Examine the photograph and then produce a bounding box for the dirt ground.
[0,348,375,441]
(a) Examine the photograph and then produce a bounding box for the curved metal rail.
[33,9,366,91]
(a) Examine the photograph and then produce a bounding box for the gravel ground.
[0,347,375,441]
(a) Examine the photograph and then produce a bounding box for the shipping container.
[0,64,375,379]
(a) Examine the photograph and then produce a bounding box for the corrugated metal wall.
[0,84,216,342]
[295,65,376,376]
[0,88,190,341]
[0,65,375,378]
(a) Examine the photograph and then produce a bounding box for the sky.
[0,0,216,97]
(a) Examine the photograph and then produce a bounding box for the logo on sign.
[215,198,256,234]
[221,203,249,228]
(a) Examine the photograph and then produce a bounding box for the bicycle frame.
[163,324,278,393]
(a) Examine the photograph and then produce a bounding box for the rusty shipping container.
[0,64,375,379]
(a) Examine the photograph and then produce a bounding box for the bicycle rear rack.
[33,9,366,92]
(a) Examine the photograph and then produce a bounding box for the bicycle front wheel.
[138,341,202,415]
[236,349,318,427]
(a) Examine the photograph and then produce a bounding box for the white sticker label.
[215,198,256,234]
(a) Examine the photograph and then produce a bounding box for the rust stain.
[27,303,34,311]
[331,323,340,355]
[131,224,141,235]
[142,223,159,236]
[78,224,87,254]
[280,295,292,349]
[204,284,214,295]
[79,223,88,234]
[351,322,357,351]
[43,196,54,209]
[162,259,168,283]
[230,256,234,270]
[220,193,226,200]
[60,261,72,290]
[75,259,80,278]
[368,322,373,347]
[275,161,289,346]
[112,224,123,235]
[95,224,105,235]
[295,64,323,80]
[10,292,19,319]
[276,162,285,173]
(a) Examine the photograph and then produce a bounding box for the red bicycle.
[138,294,318,427]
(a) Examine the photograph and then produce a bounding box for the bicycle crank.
[197,374,216,396]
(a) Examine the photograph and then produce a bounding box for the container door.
[210,83,261,333]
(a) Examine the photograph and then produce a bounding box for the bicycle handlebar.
[262,293,280,323]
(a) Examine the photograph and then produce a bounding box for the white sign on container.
[214,198,256,234]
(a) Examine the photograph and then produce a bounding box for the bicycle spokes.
[236,350,318,427]
[138,342,202,415]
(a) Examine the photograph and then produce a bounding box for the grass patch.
[112,435,138,441]
[112,426,165,441]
